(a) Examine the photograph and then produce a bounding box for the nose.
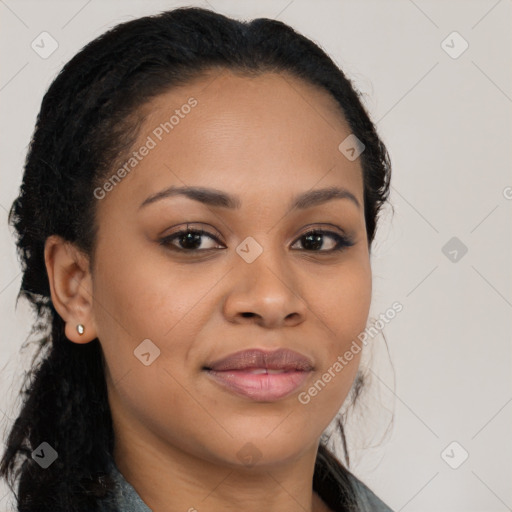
[222,249,307,329]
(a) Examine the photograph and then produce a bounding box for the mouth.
[202,348,314,402]
[203,368,312,401]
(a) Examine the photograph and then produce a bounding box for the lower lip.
[204,369,312,401]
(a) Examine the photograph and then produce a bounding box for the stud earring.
[77,324,85,336]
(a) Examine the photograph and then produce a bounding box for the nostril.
[241,312,255,318]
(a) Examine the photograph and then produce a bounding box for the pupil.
[304,233,322,250]
[181,232,201,249]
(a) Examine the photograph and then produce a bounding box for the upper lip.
[204,348,314,372]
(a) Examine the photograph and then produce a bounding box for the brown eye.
[159,228,224,252]
[159,227,354,254]
[291,230,354,253]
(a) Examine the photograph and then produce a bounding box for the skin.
[45,70,372,512]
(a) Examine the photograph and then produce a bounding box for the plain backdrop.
[1,1,511,511]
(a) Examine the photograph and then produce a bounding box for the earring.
[77,324,85,336]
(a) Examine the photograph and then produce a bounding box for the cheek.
[92,240,212,338]
[93,246,216,444]
[313,256,372,349]
[91,240,230,390]
[302,257,371,410]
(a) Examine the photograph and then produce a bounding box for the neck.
[112,423,331,512]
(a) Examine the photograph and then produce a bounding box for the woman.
[1,7,393,512]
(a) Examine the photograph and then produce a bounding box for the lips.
[204,348,314,372]
[203,348,314,401]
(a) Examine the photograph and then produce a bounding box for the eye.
[290,229,354,253]
[159,226,224,252]
[159,225,354,254]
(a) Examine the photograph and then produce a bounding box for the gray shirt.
[105,460,394,512]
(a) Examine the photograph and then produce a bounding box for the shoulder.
[97,459,153,512]
[346,471,394,512]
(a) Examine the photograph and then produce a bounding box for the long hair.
[1,7,391,511]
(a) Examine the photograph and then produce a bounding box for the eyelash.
[159,226,354,254]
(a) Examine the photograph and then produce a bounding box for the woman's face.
[91,70,372,468]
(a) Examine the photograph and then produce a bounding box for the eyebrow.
[139,185,361,211]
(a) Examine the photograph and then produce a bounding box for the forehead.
[96,70,364,214]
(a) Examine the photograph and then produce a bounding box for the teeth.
[247,368,286,374]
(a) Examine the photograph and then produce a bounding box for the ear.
[44,235,98,344]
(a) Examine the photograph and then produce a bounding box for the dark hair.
[1,7,391,511]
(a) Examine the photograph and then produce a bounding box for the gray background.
[1,1,511,511]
